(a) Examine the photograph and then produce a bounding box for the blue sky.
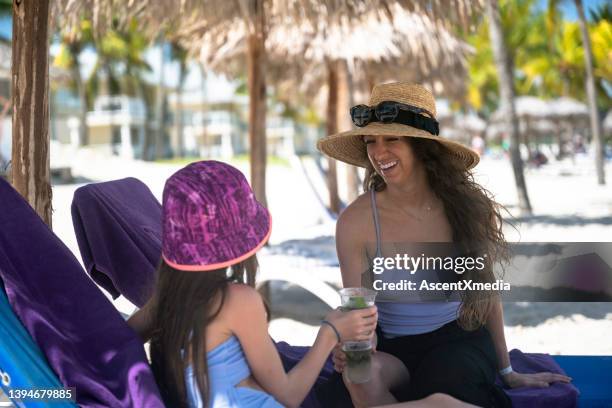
[0,15,9,40]
[536,0,608,20]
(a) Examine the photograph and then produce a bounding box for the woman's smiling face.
[364,135,420,186]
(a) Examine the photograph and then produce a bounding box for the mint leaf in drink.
[348,296,367,309]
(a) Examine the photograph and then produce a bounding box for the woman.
[317,83,571,407]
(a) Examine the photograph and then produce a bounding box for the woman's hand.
[325,306,377,343]
[502,371,572,388]
[332,344,347,373]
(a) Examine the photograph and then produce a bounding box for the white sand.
[48,148,612,355]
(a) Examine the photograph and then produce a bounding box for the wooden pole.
[338,60,360,203]
[11,0,52,226]
[326,60,341,215]
[247,0,268,208]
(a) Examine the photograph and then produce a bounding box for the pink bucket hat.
[161,161,271,271]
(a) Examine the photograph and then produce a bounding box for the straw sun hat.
[316,82,480,170]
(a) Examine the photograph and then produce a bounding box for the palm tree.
[154,39,167,160]
[574,0,605,185]
[170,40,188,158]
[86,18,153,157]
[54,19,93,146]
[485,0,532,214]
[10,0,53,226]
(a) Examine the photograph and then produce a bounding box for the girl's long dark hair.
[149,255,258,407]
[363,137,510,330]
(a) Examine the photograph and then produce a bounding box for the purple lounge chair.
[0,178,164,407]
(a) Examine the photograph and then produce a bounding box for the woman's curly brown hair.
[363,137,510,330]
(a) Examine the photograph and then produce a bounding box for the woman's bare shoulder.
[337,192,372,234]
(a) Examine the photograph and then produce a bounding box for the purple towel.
[276,341,335,408]
[71,178,162,307]
[0,178,164,407]
[497,349,579,408]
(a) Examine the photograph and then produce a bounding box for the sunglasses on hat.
[350,101,439,136]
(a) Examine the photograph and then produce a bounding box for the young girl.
[139,160,378,408]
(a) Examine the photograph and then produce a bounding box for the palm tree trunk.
[198,62,209,156]
[70,48,89,146]
[139,80,154,161]
[155,42,166,160]
[174,61,186,158]
[247,1,268,208]
[326,60,341,215]
[11,0,52,226]
[574,0,605,185]
[485,0,532,215]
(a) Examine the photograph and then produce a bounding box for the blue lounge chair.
[554,356,612,408]
[0,281,76,408]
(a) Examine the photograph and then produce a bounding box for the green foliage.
[466,0,541,114]
[84,18,152,99]
[465,0,612,114]
[0,0,11,14]
[590,3,611,23]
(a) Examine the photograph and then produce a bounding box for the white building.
[81,95,147,159]
[168,90,321,160]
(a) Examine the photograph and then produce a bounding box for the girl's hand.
[325,306,377,343]
[502,371,572,388]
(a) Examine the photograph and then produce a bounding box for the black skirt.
[316,320,512,407]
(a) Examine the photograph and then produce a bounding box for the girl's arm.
[228,285,376,408]
[127,296,155,342]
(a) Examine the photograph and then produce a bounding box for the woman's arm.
[336,204,370,287]
[486,300,571,388]
[229,285,376,408]
[336,204,380,350]
[485,299,510,370]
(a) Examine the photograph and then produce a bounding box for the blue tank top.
[185,335,282,408]
[366,189,460,338]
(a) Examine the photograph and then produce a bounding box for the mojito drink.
[342,341,373,383]
[339,288,376,310]
[338,288,377,383]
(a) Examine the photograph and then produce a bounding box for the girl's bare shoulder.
[226,283,263,309]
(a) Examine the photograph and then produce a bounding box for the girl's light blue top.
[185,335,283,408]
